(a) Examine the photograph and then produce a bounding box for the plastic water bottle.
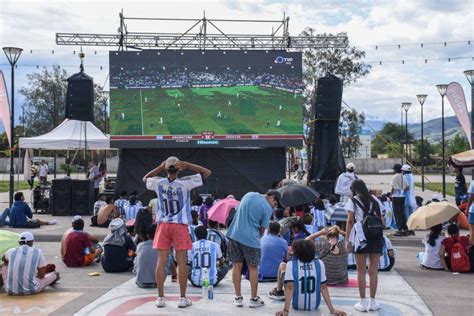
[201,268,209,298]
[207,284,214,300]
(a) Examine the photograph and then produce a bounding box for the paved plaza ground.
[1,174,473,315]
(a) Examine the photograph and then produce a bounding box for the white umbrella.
[407,202,460,230]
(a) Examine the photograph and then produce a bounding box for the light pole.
[400,105,404,164]
[402,102,411,162]
[416,94,427,191]
[437,84,448,198]
[3,47,23,206]
[464,70,474,179]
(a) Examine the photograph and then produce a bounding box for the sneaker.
[407,230,416,236]
[369,299,381,311]
[155,297,166,308]
[249,296,265,308]
[268,288,285,301]
[233,296,244,307]
[354,300,368,312]
[178,297,192,308]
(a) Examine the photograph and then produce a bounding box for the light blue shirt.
[259,234,288,278]
[226,192,273,248]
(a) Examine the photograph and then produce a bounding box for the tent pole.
[54,152,57,179]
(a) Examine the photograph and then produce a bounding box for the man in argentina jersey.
[187,225,228,287]
[275,240,346,316]
[143,156,211,309]
[2,232,60,295]
[378,236,395,272]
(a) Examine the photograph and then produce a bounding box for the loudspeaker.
[66,71,94,122]
[71,180,95,215]
[315,75,343,121]
[51,179,71,216]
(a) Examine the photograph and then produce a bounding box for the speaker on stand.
[71,180,95,216]
[51,179,71,216]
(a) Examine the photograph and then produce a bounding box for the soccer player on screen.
[276,120,281,127]
[279,105,283,111]
[159,117,164,125]
[121,112,125,120]
[217,111,222,118]
[145,97,148,103]
[228,100,232,106]
[143,157,211,309]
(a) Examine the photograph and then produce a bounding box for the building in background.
[355,129,371,159]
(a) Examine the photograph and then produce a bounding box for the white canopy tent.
[19,119,110,150]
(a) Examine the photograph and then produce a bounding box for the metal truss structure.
[56,11,348,50]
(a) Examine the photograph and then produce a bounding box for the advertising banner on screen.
[109,50,303,148]
[446,82,471,146]
[0,71,11,146]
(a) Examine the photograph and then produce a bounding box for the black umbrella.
[277,184,320,208]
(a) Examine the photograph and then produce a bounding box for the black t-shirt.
[101,235,136,272]
[455,174,466,195]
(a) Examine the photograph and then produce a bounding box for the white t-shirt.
[93,200,107,216]
[390,173,407,197]
[345,195,382,223]
[335,172,357,197]
[187,239,222,286]
[421,235,446,269]
[148,198,158,213]
[284,259,327,311]
[146,174,203,224]
[379,236,394,269]
[5,245,46,295]
[39,164,48,177]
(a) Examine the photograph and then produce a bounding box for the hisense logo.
[274,56,293,65]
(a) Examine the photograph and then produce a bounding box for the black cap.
[267,189,284,208]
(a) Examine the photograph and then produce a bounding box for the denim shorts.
[469,212,474,225]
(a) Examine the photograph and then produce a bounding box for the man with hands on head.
[143,157,210,309]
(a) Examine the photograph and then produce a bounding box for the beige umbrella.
[407,202,460,230]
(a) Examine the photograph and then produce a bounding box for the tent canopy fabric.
[19,119,110,150]
[448,149,474,168]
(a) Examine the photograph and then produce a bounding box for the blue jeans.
[0,208,10,226]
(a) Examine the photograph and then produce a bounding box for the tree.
[413,139,435,165]
[300,28,371,178]
[339,108,365,158]
[372,122,414,158]
[447,133,470,157]
[20,65,108,136]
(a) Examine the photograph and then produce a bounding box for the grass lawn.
[0,181,30,193]
[415,182,455,197]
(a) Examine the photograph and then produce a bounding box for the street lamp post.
[402,102,411,162]
[464,70,474,179]
[401,105,404,164]
[437,84,448,198]
[3,47,23,206]
[417,94,427,191]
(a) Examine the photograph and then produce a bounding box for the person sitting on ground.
[61,216,100,259]
[199,196,213,228]
[274,208,285,221]
[306,225,348,285]
[187,225,228,287]
[189,210,202,242]
[378,236,395,272]
[417,224,445,270]
[0,207,11,227]
[439,223,470,272]
[291,218,311,241]
[93,193,107,216]
[63,216,103,267]
[134,221,160,288]
[9,192,53,228]
[326,195,338,226]
[114,191,129,217]
[270,240,346,315]
[129,191,143,207]
[123,196,141,221]
[1,232,60,295]
[312,199,327,232]
[207,219,228,256]
[259,221,288,281]
[303,213,315,234]
[96,196,120,228]
[134,209,153,244]
[101,218,136,273]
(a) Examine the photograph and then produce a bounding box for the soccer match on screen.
[109,50,303,137]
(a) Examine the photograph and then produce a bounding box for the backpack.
[352,197,384,240]
[450,240,471,273]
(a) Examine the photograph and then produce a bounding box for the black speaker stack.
[65,71,94,122]
[308,75,346,195]
[51,179,95,216]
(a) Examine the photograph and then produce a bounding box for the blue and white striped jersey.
[114,199,129,217]
[284,258,326,311]
[187,239,222,286]
[124,204,141,221]
[5,245,46,295]
[379,236,394,269]
[311,207,326,228]
[207,229,227,249]
[146,174,203,224]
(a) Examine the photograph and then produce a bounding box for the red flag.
[446,82,471,146]
[0,71,11,146]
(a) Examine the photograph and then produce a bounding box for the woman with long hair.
[345,179,384,312]
[417,224,445,270]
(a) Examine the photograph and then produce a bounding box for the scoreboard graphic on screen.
[109,50,303,148]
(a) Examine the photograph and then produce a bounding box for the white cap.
[401,164,411,172]
[165,156,179,169]
[19,231,34,242]
[72,215,82,222]
[346,163,355,171]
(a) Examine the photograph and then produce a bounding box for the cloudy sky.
[0,0,472,128]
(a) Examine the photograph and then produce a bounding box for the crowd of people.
[110,65,303,91]
[1,157,473,315]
